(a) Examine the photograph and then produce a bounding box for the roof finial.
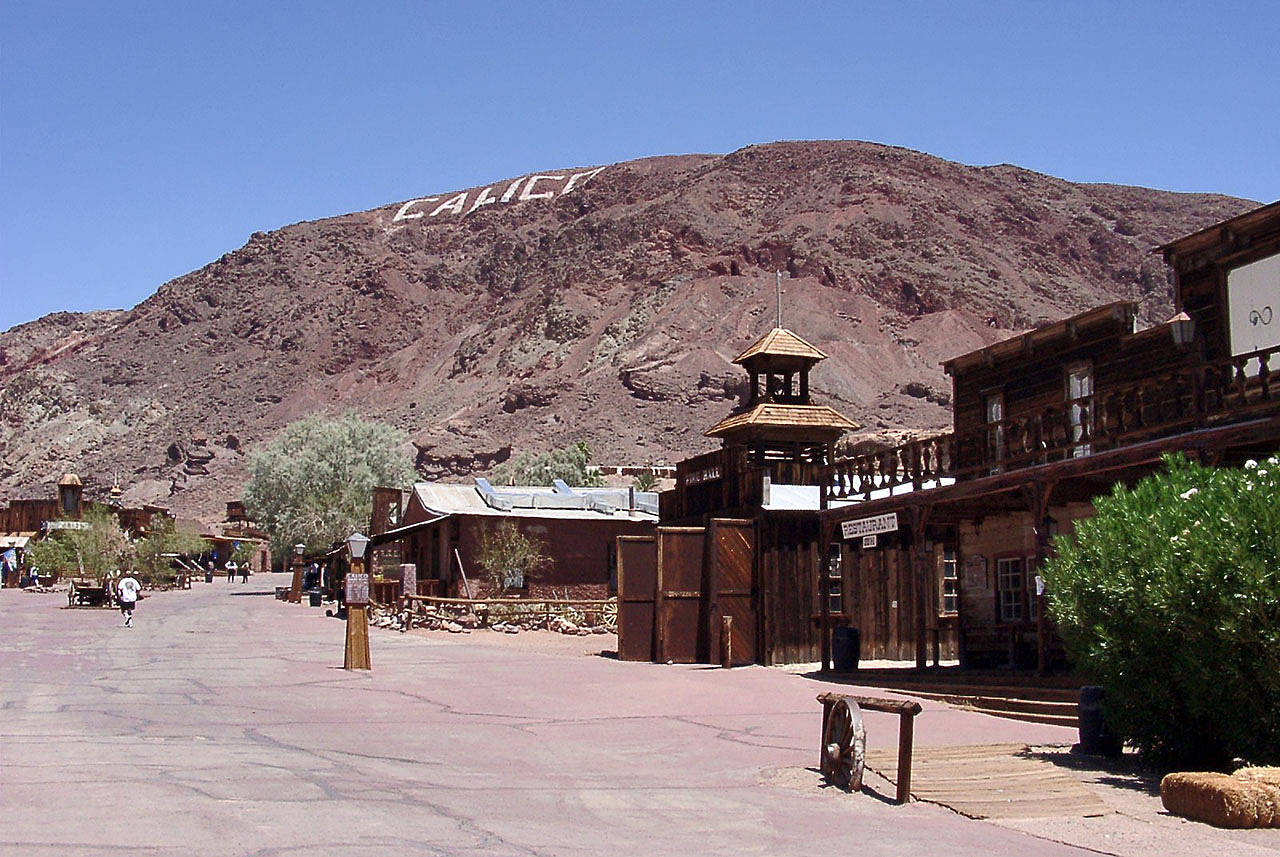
[775,270,782,329]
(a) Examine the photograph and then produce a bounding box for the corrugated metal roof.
[412,483,658,521]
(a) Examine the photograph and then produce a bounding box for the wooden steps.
[823,667,1083,728]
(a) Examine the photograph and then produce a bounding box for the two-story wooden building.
[637,201,1279,671]
[819,200,1280,671]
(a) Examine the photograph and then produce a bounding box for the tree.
[242,412,416,558]
[132,518,209,585]
[26,506,130,582]
[1041,452,1280,770]
[491,441,604,487]
[474,519,552,595]
[633,470,659,492]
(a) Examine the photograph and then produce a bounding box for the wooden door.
[616,535,657,662]
[709,518,756,665]
[656,527,705,663]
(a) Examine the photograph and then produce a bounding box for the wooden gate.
[656,527,705,663]
[617,535,657,662]
[708,519,756,665]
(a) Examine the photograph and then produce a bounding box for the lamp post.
[344,532,371,670]
[288,542,306,603]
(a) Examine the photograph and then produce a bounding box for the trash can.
[832,626,860,671]
[308,590,323,607]
[1078,685,1122,756]
[204,569,213,584]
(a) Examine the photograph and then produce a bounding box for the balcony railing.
[825,343,1279,503]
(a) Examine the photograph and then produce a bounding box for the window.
[997,557,1024,623]
[940,547,959,616]
[985,393,1005,473]
[1066,362,1094,457]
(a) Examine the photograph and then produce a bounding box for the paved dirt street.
[0,576,1255,856]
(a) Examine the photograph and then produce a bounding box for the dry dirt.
[0,140,1257,522]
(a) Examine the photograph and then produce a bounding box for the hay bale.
[1236,767,1280,787]
[1161,772,1280,828]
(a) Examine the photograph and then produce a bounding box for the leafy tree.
[491,441,604,487]
[1042,452,1280,770]
[26,506,130,582]
[474,519,552,595]
[243,412,415,558]
[633,470,659,492]
[132,518,209,585]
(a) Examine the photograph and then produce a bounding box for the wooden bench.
[818,691,922,804]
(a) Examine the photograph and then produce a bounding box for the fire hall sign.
[390,166,608,223]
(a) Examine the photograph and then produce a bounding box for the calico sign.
[390,166,607,223]
[840,512,899,541]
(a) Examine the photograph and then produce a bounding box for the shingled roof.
[705,403,860,438]
[732,327,828,365]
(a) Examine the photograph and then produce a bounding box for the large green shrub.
[1042,452,1280,770]
[243,412,415,557]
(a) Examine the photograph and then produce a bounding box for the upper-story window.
[985,393,1005,473]
[1066,362,1094,458]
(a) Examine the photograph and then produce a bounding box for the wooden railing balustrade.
[824,343,1279,502]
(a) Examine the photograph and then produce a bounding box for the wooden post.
[911,506,933,670]
[288,554,304,603]
[344,558,371,670]
[720,615,733,668]
[896,708,915,804]
[819,522,832,673]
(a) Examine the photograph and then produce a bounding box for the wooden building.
[0,473,173,585]
[633,201,1279,671]
[819,200,1280,671]
[369,480,658,600]
[624,326,859,665]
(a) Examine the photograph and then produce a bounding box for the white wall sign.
[1226,252,1279,359]
[44,520,91,531]
[861,534,878,549]
[391,166,608,224]
[841,512,899,540]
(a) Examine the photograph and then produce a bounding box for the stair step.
[864,681,1079,704]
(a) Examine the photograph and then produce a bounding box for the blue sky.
[3,1,1278,330]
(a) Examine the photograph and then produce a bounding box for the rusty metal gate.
[617,535,658,662]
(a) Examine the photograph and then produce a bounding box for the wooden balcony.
[825,343,1279,503]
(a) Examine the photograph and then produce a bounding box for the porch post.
[911,505,933,670]
[819,517,833,672]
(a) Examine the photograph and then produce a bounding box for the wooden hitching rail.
[817,691,922,804]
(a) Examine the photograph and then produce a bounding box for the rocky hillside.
[0,140,1256,522]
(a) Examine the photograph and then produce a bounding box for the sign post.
[343,532,372,671]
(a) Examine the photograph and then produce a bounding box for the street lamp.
[343,532,371,670]
[1169,311,1196,347]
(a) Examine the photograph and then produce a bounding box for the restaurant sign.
[840,512,899,541]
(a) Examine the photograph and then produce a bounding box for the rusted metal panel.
[617,535,657,662]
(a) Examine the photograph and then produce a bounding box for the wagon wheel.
[821,698,866,791]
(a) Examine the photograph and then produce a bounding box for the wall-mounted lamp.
[1169,311,1196,347]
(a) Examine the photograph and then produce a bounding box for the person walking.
[225,559,237,582]
[239,559,250,583]
[117,572,141,627]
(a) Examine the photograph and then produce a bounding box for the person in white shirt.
[117,573,141,627]
[225,559,237,582]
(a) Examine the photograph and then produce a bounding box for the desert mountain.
[0,140,1256,522]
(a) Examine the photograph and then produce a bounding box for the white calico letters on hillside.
[392,167,607,223]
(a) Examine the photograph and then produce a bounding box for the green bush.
[1042,452,1280,770]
